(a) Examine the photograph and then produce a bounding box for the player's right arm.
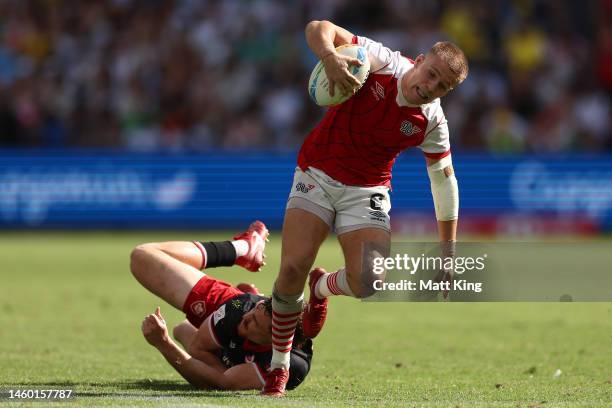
[154,341,262,390]
[142,308,261,390]
[305,20,362,96]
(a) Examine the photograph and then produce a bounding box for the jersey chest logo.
[370,81,385,100]
[400,120,422,136]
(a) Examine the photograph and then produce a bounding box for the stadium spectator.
[0,0,609,152]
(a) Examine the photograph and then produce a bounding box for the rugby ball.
[308,44,370,107]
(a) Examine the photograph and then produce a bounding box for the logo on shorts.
[190,301,206,317]
[296,182,315,193]
[370,193,385,211]
[400,120,421,136]
[369,193,387,222]
[232,299,242,309]
[369,210,387,222]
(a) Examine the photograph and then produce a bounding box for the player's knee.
[172,323,191,350]
[278,258,310,291]
[171,324,183,341]
[129,244,154,277]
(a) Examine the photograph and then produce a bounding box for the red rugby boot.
[233,220,269,272]
[261,367,289,397]
[236,282,261,295]
[302,267,328,338]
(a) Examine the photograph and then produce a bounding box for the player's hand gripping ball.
[308,44,370,107]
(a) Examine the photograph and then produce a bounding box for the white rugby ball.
[308,44,370,107]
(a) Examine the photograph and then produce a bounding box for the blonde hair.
[429,41,469,87]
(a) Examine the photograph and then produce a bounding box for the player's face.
[237,302,272,344]
[403,53,456,104]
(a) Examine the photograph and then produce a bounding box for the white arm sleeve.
[354,35,402,74]
[427,155,459,221]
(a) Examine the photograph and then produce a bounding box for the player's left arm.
[425,155,458,243]
[425,154,458,298]
[419,112,458,244]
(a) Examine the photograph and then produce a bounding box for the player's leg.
[130,221,269,310]
[130,241,206,310]
[263,208,330,395]
[263,167,335,396]
[336,227,390,297]
[311,186,391,299]
[173,319,198,349]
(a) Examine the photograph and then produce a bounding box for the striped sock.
[314,267,355,299]
[270,290,303,370]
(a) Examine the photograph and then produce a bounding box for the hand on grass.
[141,306,169,347]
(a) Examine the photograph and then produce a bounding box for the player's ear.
[414,54,426,66]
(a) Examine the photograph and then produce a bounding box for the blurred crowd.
[0,0,611,153]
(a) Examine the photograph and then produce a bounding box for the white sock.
[271,348,292,369]
[315,268,355,299]
[231,240,249,257]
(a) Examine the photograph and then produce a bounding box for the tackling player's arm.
[154,341,262,390]
[305,20,363,96]
[142,308,262,390]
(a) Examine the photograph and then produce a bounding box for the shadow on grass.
[1,380,256,398]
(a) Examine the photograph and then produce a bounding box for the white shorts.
[286,167,391,235]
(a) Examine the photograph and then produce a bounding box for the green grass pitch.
[1,231,611,407]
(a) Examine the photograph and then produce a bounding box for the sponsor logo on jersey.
[229,341,236,349]
[370,81,385,100]
[295,182,315,193]
[231,299,242,309]
[400,120,421,136]
[190,301,206,317]
[213,304,226,324]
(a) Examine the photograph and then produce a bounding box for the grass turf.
[0,231,611,407]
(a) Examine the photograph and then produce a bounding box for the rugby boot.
[234,220,269,272]
[302,267,329,338]
[261,367,289,396]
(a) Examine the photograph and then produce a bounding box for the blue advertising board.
[1,150,611,230]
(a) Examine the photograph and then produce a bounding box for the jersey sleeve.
[352,35,401,75]
[418,103,451,159]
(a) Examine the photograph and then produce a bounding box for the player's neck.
[399,71,420,107]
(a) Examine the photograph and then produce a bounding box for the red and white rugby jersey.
[297,35,451,188]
